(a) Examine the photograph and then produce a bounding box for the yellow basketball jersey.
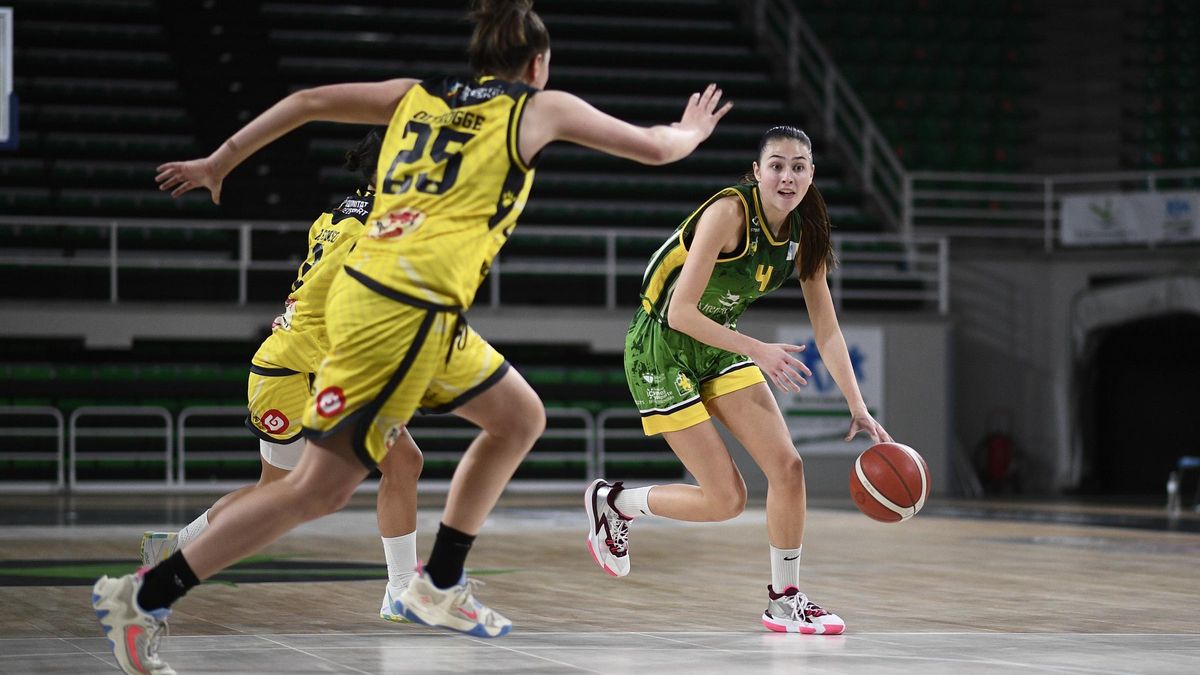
[348,75,538,308]
[252,189,373,372]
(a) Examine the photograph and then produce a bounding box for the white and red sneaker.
[584,479,632,577]
[761,585,845,635]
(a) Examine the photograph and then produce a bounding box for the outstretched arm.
[519,83,732,167]
[800,268,892,443]
[156,79,418,203]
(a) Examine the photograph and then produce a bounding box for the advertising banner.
[1060,190,1200,246]
[774,325,884,456]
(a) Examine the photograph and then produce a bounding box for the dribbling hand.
[156,157,224,204]
[846,410,893,444]
[750,342,812,393]
[674,83,733,141]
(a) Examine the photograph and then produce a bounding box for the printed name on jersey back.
[412,109,487,131]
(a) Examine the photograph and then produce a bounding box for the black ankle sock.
[424,523,475,589]
[136,550,200,612]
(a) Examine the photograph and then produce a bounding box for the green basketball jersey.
[638,183,800,329]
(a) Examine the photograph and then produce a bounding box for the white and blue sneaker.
[395,568,512,638]
[379,584,412,623]
[92,569,176,674]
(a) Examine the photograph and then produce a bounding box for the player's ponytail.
[467,0,550,80]
[795,183,836,281]
[344,128,384,186]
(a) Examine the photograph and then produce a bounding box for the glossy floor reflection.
[1,493,1198,674]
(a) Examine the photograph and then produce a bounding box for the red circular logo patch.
[261,409,290,434]
[316,387,346,418]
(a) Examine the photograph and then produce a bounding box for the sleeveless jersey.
[348,74,538,308]
[638,183,801,329]
[252,189,373,372]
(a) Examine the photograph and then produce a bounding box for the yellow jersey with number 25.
[347,74,538,309]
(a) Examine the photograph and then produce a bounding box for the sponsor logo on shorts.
[645,386,671,405]
[369,207,426,239]
[260,409,290,434]
[674,372,695,395]
[316,387,346,418]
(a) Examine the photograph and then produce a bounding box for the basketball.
[849,442,931,523]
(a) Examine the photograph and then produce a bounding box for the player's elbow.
[665,300,694,333]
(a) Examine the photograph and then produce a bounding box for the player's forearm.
[816,329,868,414]
[667,303,759,356]
[643,124,704,165]
[209,89,317,178]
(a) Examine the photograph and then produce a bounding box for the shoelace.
[607,515,629,555]
[452,578,486,612]
[783,593,829,621]
[146,619,169,666]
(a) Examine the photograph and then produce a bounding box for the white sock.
[770,544,802,592]
[382,531,418,590]
[176,510,210,549]
[613,486,655,519]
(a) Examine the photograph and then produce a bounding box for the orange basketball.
[849,442,931,523]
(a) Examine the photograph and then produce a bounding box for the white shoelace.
[783,593,829,621]
[607,514,629,554]
[452,578,485,610]
[146,619,169,666]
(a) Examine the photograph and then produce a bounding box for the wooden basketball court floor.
[1,491,1198,674]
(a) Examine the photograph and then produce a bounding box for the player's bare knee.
[484,396,544,449]
[708,480,747,521]
[773,455,806,491]
[385,437,423,482]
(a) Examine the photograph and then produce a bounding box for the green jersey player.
[586,126,892,635]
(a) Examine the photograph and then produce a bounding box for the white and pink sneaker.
[761,585,845,635]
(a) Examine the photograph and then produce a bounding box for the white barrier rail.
[6,405,682,491]
[905,168,1200,250]
[67,406,173,488]
[0,218,948,314]
[0,406,65,490]
[595,408,683,480]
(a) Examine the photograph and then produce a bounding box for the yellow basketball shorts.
[300,267,506,468]
[246,364,312,445]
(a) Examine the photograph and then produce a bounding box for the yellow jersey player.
[99,1,730,670]
[140,130,538,628]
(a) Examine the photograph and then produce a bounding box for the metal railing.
[3,405,684,491]
[0,218,949,314]
[743,0,906,229]
[177,406,251,485]
[595,408,683,479]
[905,169,1200,250]
[67,406,173,487]
[0,406,65,489]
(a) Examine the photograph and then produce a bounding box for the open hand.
[674,83,733,142]
[156,157,224,204]
[750,342,812,393]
